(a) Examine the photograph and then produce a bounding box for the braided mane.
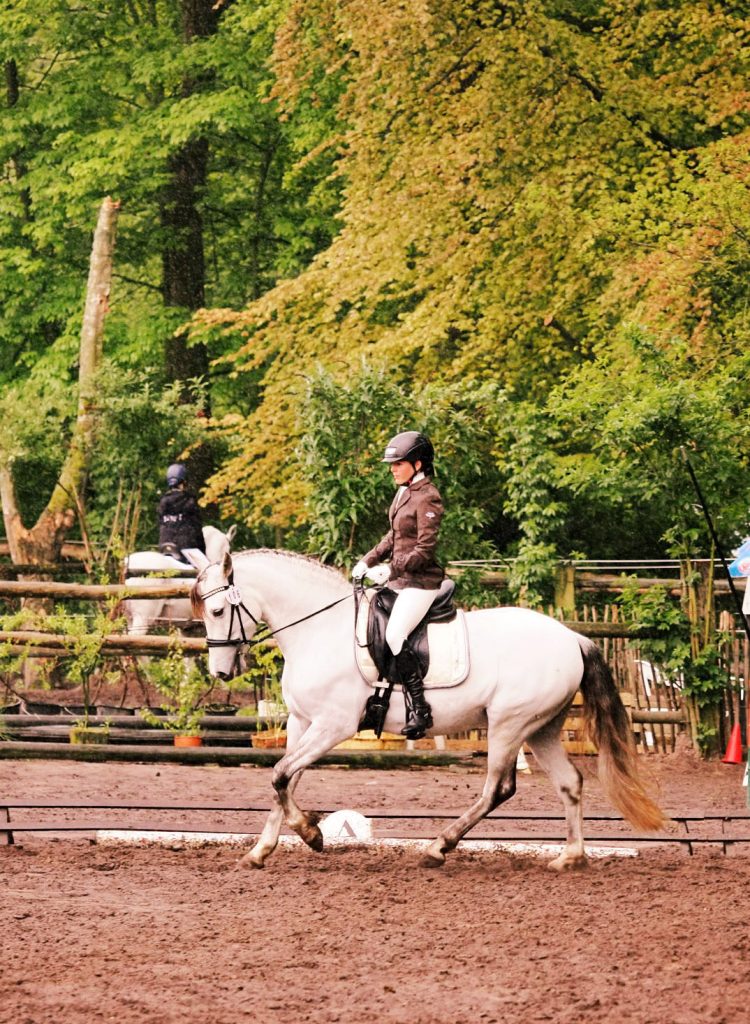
[191,548,347,617]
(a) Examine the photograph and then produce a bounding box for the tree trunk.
[161,138,210,389]
[5,59,32,222]
[0,197,120,569]
[160,0,221,407]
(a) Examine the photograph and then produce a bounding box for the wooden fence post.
[554,563,576,613]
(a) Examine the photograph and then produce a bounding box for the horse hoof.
[305,827,324,853]
[421,842,446,868]
[547,854,588,872]
[237,851,265,870]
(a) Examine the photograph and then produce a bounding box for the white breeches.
[385,587,441,655]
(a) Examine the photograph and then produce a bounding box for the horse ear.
[226,524,237,544]
[222,551,233,576]
[184,550,210,571]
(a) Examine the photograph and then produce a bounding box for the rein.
[200,579,352,650]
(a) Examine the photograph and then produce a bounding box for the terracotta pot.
[174,734,202,748]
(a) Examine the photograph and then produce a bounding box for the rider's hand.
[351,560,369,580]
[366,563,391,585]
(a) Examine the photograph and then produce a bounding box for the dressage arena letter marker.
[320,809,373,842]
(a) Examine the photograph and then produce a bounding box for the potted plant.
[58,608,113,745]
[69,717,111,745]
[140,637,208,746]
[252,697,287,748]
[226,643,286,747]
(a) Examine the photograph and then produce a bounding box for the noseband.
[199,581,264,652]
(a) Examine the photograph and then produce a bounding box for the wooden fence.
[1,578,747,755]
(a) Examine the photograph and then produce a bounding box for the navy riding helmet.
[166,463,188,487]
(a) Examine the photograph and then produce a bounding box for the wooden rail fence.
[5,577,747,756]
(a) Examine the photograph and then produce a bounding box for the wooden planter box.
[335,730,407,751]
[69,725,110,745]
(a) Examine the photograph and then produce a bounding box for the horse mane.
[239,548,346,581]
[190,548,346,618]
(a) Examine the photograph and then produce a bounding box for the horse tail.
[578,638,665,832]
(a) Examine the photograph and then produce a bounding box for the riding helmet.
[166,462,188,487]
[381,431,434,471]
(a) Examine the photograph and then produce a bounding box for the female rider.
[352,431,444,739]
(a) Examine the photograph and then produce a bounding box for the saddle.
[125,550,198,576]
[158,541,188,562]
[355,580,470,689]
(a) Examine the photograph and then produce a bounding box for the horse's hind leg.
[526,715,586,871]
[423,730,519,868]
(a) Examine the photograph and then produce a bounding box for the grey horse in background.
[124,525,237,636]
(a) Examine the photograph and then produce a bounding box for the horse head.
[190,552,258,680]
[202,524,237,563]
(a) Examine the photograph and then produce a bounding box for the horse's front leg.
[238,714,308,870]
[272,718,359,852]
[238,781,300,870]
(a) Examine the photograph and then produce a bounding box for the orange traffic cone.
[722,723,743,764]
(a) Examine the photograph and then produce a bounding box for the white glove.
[351,560,369,580]
[366,563,391,585]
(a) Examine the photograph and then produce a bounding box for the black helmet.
[166,463,188,487]
[382,431,434,471]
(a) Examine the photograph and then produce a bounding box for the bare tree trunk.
[5,59,32,222]
[160,0,220,409]
[0,196,120,569]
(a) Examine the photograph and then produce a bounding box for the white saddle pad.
[354,587,470,689]
[125,551,198,576]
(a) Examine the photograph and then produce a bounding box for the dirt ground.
[1,746,749,1024]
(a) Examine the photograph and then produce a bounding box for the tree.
[298,364,503,564]
[194,0,749,532]
[0,0,341,412]
[0,197,119,566]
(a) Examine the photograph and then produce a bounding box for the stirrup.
[359,686,392,738]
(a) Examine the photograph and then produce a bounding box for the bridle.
[199,575,353,652]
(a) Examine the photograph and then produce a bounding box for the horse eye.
[211,607,224,618]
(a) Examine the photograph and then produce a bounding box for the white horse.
[125,525,236,636]
[189,548,665,870]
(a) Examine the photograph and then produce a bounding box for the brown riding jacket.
[362,476,445,590]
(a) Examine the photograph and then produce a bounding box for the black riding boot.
[395,646,433,739]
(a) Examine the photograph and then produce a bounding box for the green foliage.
[547,326,750,558]
[229,643,285,731]
[194,0,749,542]
[0,0,341,427]
[140,638,210,736]
[85,366,208,547]
[297,363,504,565]
[618,577,727,755]
[494,401,565,605]
[450,567,506,610]
[0,602,126,723]
[0,358,207,544]
[2,0,750,610]
[618,580,692,679]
